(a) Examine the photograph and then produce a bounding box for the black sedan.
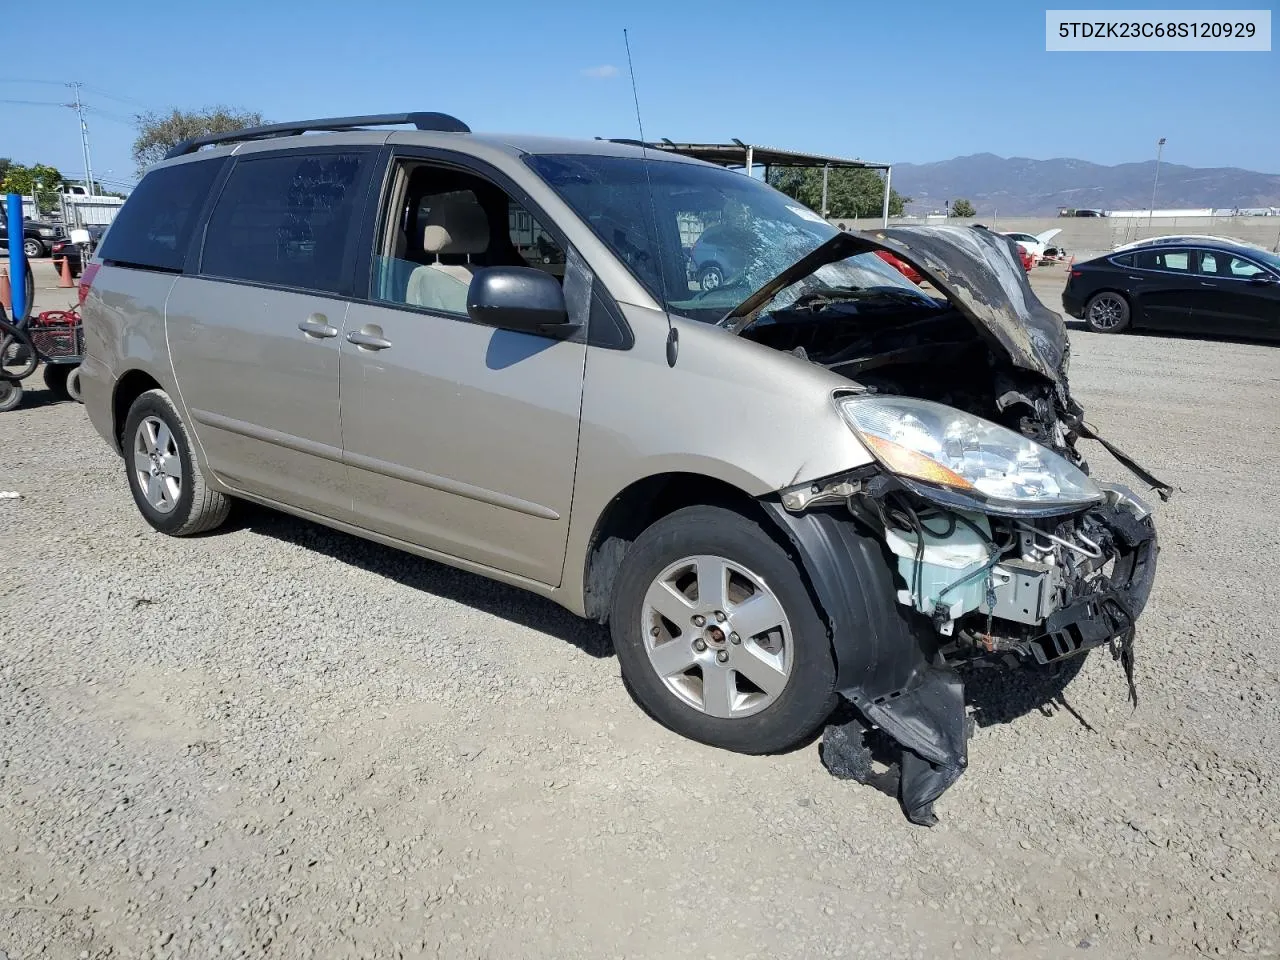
[1062,240,1280,341]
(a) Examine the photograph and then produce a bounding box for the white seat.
[406,195,490,313]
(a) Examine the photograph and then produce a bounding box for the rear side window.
[96,159,224,272]
[200,152,370,295]
[1134,248,1191,272]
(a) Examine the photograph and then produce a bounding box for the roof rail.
[164,112,470,159]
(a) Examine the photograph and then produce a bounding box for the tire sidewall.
[1085,292,1131,333]
[610,506,836,755]
[0,380,22,412]
[65,365,83,403]
[122,391,199,534]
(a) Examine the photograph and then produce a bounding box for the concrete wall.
[832,215,1280,260]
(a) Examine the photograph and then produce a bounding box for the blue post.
[6,193,26,322]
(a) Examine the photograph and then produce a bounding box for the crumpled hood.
[720,225,1069,384]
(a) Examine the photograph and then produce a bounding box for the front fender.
[760,503,968,826]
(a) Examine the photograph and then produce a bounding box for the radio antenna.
[624,28,678,367]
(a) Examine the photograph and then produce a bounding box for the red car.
[1019,247,1034,272]
[874,249,923,284]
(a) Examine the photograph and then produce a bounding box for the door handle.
[298,314,338,339]
[347,329,392,351]
[1199,282,1216,287]
[1128,276,1144,281]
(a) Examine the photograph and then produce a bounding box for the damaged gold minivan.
[79,114,1166,824]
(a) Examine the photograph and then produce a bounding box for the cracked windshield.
[526,154,920,323]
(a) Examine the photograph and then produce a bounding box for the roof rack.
[165,112,470,159]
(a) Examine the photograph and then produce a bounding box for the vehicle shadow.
[1065,319,1277,347]
[228,501,613,660]
[960,654,1094,730]
[9,384,71,412]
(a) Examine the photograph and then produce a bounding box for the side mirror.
[467,266,575,335]
[1248,274,1275,285]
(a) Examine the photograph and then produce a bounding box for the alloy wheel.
[1088,293,1126,330]
[640,554,792,718]
[133,416,182,513]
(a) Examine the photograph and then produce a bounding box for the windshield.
[525,153,922,324]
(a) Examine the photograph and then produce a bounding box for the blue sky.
[2,0,1276,190]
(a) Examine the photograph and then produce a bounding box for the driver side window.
[370,161,566,315]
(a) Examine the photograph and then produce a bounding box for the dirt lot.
[2,263,1278,959]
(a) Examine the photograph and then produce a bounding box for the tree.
[767,166,910,219]
[950,198,976,218]
[0,158,11,186]
[132,107,266,174]
[1,163,66,213]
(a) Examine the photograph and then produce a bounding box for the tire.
[1084,291,1131,333]
[0,380,22,413]
[122,388,230,536]
[64,365,83,403]
[42,364,72,400]
[610,505,837,754]
[23,238,44,259]
[696,263,724,292]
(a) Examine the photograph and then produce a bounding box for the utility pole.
[1148,137,1166,228]
[67,82,95,196]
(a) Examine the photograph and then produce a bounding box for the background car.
[1063,240,1280,340]
[0,216,66,258]
[873,248,923,284]
[48,225,106,278]
[1112,234,1258,253]
[1001,228,1062,263]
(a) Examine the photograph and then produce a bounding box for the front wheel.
[22,238,44,259]
[122,388,230,536]
[1084,292,1131,333]
[610,505,837,754]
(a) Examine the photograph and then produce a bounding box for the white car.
[1002,229,1062,262]
[1112,234,1258,253]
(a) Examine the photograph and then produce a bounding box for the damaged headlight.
[838,395,1103,516]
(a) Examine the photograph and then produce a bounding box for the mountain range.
[890,153,1280,215]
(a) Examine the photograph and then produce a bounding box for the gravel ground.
[2,265,1278,959]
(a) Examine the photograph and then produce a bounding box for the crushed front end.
[765,388,1165,825]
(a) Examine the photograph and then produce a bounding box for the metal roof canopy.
[605,138,894,226]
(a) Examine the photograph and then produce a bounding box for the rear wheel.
[610,505,837,754]
[1084,292,1131,333]
[42,364,71,400]
[123,389,230,536]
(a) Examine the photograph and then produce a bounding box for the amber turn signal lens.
[863,435,974,490]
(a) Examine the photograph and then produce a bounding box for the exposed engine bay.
[741,292,1085,463]
[736,226,1169,826]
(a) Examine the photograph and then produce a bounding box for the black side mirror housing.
[467,266,575,335]
[1249,273,1275,285]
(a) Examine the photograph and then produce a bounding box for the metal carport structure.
[604,138,894,227]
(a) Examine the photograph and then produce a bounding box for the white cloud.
[581,64,619,79]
